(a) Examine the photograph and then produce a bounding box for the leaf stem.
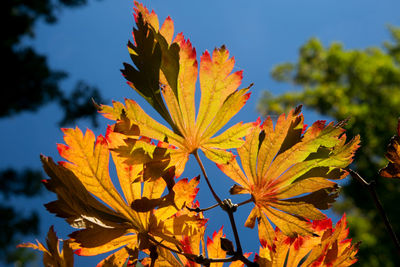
[237,197,254,207]
[349,169,400,255]
[192,151,258,266]
[193,150,223,205]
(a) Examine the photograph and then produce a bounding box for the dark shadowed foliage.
[1,0,104,265]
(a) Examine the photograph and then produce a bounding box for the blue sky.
[2,0,400,265]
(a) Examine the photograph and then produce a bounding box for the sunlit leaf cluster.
[21,2,391,266]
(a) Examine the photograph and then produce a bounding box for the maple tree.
[19,1,400,266]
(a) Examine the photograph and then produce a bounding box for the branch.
[194,254,258,267]
[148,233,258,266]
[186,203,219,213]
[222,199,242,254]
[186,197,252,213]
[348,169,400,255]
[192,151,258,266]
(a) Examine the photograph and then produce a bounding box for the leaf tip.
[244,91,252,101]
[302,124,308,134]
[312,218,333,231]
[96,135,108,146]
[57,143,69,157]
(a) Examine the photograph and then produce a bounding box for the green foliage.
[259,26,400,266]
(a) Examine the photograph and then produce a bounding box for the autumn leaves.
[20,2,365,266]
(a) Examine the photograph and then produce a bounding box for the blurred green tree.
[258,26,400,266]
[1,0,104,265]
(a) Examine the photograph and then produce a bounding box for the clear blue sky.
[2,0,400,265]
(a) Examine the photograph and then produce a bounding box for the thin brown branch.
[186,202,219,213]
[194,254,258,267]
[191,151,258,266]
[148,233,258,266]
[349,169,400,255]
[147,234,196,259]
[222,199,243,254]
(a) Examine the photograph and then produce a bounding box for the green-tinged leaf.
[101,4,254,176]
[218,106,360,247]
[123,10,175,128]
[202,87,251,140]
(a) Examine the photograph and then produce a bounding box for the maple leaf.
[379,118,400,179]
[217,106,360,246]
[174,226,249,267]
[255,214,359,266]
[100,2,254,176]
[18,226,74,267]
[141,222,252,267]
[207,227,227,266]
[40,126,205,266]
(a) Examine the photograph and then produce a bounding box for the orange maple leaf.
[255,214,359,266]
[173,226,250,267]
[41,126,205,266]
[217,106,360,246]
[100,2,254,177]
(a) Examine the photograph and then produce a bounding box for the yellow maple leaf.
[41,126,205,266]
[100,2,254,177]
[217,106,360,246]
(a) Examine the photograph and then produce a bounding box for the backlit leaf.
[18,226,74,267]
[100,2,254,177]
[207,227,226,266]
[255,214,359,266]
[217,106,360,246]
[41,126,205,266]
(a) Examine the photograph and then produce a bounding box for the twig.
[149,246,157,267]
[192,151,258,266]
[186,197,252,213]
[195,254,258,266]
[348,169,400,255]
[186,203,219,213]
[148,233,258,266]
[222,199,242,254]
